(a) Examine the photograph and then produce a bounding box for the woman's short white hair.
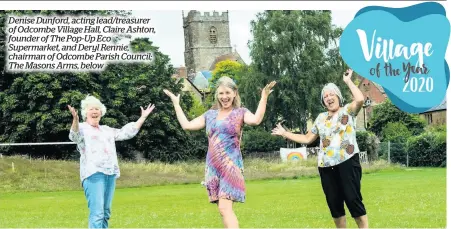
[80,95,107,121]
[321,83,344,108]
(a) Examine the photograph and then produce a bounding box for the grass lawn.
[0,168,445,228]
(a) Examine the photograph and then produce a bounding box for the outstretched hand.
[271,122,287,137]
[140,103,155,119]
[67,105,78,120]
[261,81,277,98]
[343,69,353,83]
[163,89,180,106]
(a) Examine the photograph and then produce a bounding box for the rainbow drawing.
[280,147,308,162]
[287,152,303,161]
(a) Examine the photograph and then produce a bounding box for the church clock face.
[209,26,217,44]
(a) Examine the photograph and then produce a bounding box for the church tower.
[183,10,233,74]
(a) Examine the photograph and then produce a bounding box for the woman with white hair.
[164,76,276,228]
[67,95,155,229]
[272,69,369,228]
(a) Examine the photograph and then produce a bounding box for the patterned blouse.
[311,104,360,167]
[69,122,139,182]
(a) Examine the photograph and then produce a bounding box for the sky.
[132,10,357,68]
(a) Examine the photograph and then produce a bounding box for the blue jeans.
[82,172,116,228]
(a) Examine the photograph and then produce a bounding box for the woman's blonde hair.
[213,76,241,109]
[80,95,107,121]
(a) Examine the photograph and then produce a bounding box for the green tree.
[382,122,412,143]
[239,65,268,109]
[210,60,244,85]
[245,10,346,132]
[0,71,100,158]
[356,130,379,161]
[0,10,130,92]
[379,122,411,163]
[407,128,446,167]
[368,99,426,139]
[0,11,204,162]
[187,92,208,120]
[0,10,128,158]
[78,37,200,162]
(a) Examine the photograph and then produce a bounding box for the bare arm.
[343,69,364,115]
[244,81,276,126]
[164,89,205,131]
[135,116,147,129]
[282,131,318,145]
[244,96,267,126]
[272,123,318,144]
[173,103,206,131]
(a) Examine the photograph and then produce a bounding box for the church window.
[209,27,217,44]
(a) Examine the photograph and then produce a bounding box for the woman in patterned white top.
[68,95,155,229]
[272,69,369,228]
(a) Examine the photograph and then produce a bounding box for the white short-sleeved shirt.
[311,104,360,167]
[69,122,139,182]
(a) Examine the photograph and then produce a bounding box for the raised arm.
[68,105,83,143]
[163,89,205,131]
[244,81,276,126]
[343,69,364,115]
[135,103,155,129]
[110,103,155,141]
[271,123,318,144]
[68,105,79,132]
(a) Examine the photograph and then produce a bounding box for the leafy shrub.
[356,130,379,161]
[242,127,286,155]
[407,126,446,167]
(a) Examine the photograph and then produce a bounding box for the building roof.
[172,66,205,95]
[192,71,210,89]
[209,52,245,70]
[201,71,212,80]
[423,99,447,112]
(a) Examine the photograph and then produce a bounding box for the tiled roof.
[424,99,447,112]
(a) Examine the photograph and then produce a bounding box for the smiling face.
[216,85,236,110]
[86,105,102,126]
[322,89,340,112]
